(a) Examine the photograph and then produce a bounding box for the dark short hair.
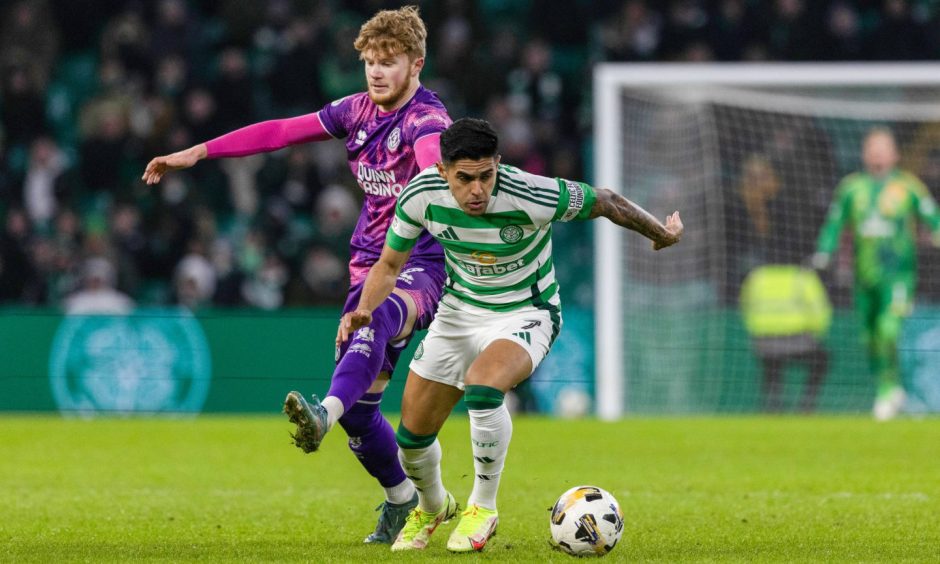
[440,118,499,163]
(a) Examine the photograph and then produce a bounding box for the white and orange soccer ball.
[549,485,624,557]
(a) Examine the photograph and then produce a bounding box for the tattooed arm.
[588,188,683,250]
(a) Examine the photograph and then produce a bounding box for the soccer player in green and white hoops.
[337,118,683,552]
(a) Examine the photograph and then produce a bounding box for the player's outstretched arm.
[142,144,207,185]
[142,113,333,185]
[588,188,683,250]
[337,244,413,344]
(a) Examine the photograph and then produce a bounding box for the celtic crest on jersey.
[499,224,524,243]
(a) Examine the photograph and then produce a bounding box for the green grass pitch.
[2,415,938,562]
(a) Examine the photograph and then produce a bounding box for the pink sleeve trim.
[204,112,333,158]
[414,133,442,170]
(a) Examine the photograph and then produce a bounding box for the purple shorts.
[341,257,446,374]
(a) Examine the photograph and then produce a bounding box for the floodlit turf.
[2,415,938,562]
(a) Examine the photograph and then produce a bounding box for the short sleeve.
[316,94,361,139]
[404,103,452,147]
[553,179,598,222]
[386,200,425,252]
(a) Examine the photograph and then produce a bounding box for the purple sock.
[328,294,407,411]
[338,391,406,488]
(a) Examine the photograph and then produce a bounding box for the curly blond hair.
[354,5,426,61]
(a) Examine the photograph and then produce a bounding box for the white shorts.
[409,304,561,390]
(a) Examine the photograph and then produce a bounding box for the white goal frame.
[593,63,940,420]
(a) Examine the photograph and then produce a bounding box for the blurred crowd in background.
[2,0,940,310]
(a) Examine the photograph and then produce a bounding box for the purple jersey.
[318,86,450,283]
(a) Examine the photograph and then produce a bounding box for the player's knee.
[395,422,437,449]
[342,299,407,357]
[369,293,410,339]
[464,385,505,410]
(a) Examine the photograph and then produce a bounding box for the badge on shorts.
[413,339,425,360]
[499,225,523,243]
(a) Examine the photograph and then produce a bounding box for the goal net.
[594,64,940,418]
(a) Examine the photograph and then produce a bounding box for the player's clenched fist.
[337,309,373,345]
[141,144,207,185]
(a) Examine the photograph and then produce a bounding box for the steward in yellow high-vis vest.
[739,265,832,412]
[741,265,832,339]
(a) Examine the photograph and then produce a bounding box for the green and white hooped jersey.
[386,163,596,314]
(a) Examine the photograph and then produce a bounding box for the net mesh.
[614,83,940,414]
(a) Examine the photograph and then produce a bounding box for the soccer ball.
[549,485,624,557]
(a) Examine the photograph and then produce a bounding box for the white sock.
[467,404,513,510]
[385,479,416,505]
[398,439,446,513]
[322,396,344,430]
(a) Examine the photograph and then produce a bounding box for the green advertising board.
[0,307,415,415]
[1,306,937,415]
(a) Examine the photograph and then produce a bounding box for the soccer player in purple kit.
[141,7,450,544]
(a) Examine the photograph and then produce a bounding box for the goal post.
[594,63,940,419]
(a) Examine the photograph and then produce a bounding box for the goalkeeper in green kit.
[811,128,940,420]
